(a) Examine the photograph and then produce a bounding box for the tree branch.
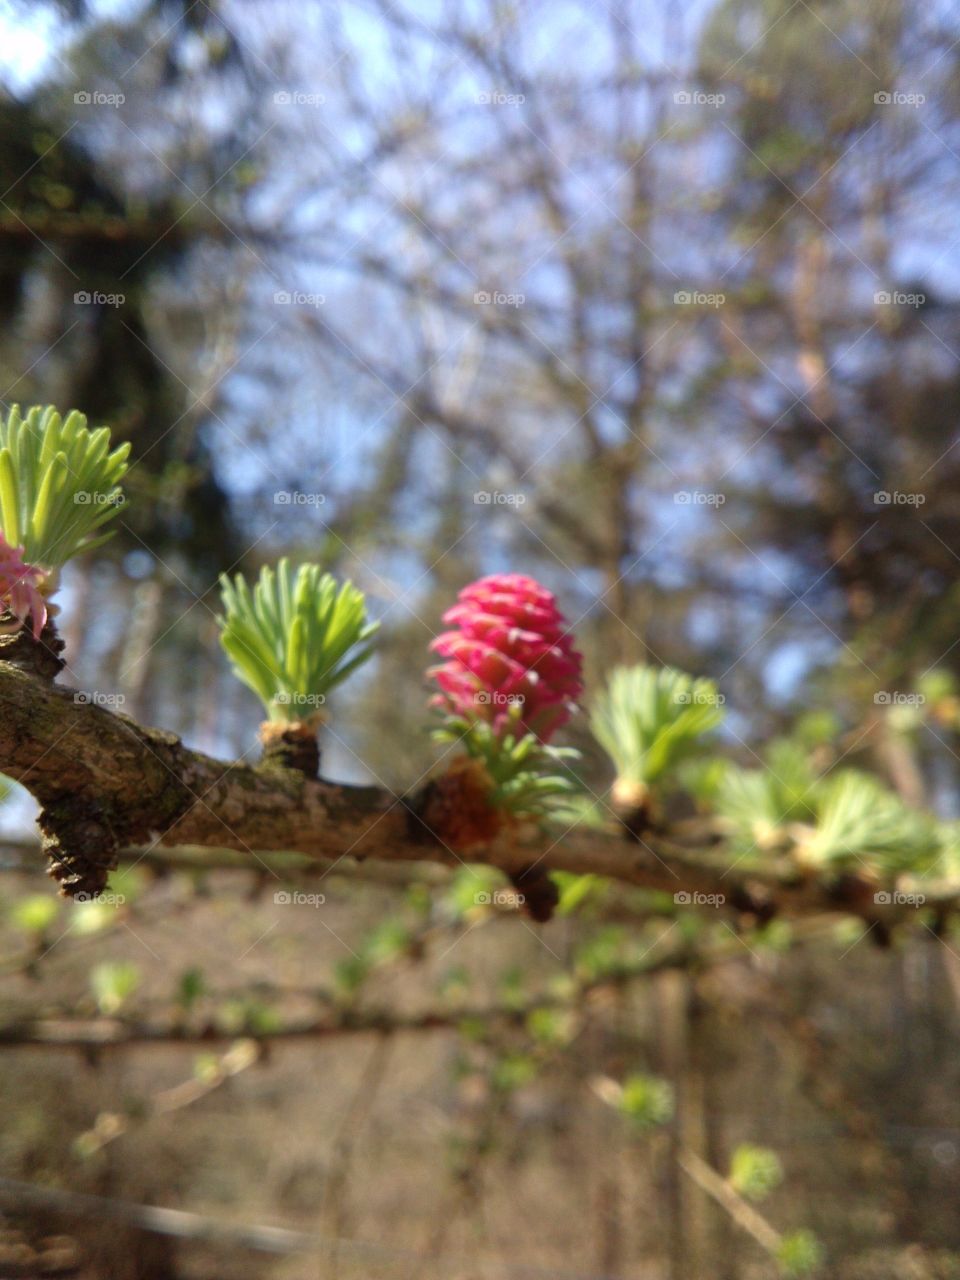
[0,660,942,922]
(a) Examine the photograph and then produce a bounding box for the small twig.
[322,1033,394,1279]
[0,1177,612,1277]
[677,1149,781,1256]
[74,1038,260,1156]
[0,918,846,1052]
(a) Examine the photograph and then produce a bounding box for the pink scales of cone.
[0,532,47,640]
[429,573,583,742]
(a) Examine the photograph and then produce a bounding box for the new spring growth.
[218,559,379,724]
[590,664,725,820]
[0,405,130,637]
[0,532,47,638]
[428,574,583,822]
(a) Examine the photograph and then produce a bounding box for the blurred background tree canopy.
[1,0,960,1277]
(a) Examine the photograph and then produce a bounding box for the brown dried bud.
[411,756,504,852]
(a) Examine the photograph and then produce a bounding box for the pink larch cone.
[0,533,47,639]
[429,573,583,741]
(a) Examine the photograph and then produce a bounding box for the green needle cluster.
[590,663,725,790]
[0,404,130,571]
[218,559,379,722]
[434,706,580,819]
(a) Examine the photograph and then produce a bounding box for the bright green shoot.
[218,559,379,722]
[800,769,940,872]
[434,703,580,819]
[590,664,725,791]
[715,753,943,873]
[0,404,130,571]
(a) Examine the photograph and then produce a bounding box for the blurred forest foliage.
[1,0,960,1277]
